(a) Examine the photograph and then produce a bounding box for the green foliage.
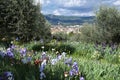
[96,6,120,43]
[0,49,120,80]
[68,32,81,41]
[0,41,120,80]
[55,43,75,54]
[79,6,120,43]
[79,23,101,42]
[0,0,51,43]
[52,32,68,41]
[26,41,75,54]
[77,57,120,80]
[0,57,39,80]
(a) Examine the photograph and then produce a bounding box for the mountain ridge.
[44,14,95,26]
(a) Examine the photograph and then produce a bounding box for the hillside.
[44,14,95,26]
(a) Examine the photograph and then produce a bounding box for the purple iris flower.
[0,51,5,58]
[41,52,46,60]
[72,62,79,71]
[64,57,72,66]
[10,45,15,50]
[57,54,62,60]
[69,70,74,76]
[3,71,14,80]
[6,48,14,58]
[27,57,32,62]
[72,62,78,67]
[69,61,79,76]
[51,59,58,65]
[80,77,85,80]
[40,59,47,72]
[16,37,19,41]
[20,48,27,57]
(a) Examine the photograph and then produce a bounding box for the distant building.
[51,25,81,34]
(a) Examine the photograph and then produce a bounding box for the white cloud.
[113,0,120,6]
[72,12,95,16]
[35,0,120,16]
[58,0,86,7]
[53,8,71,16]
[53,10,61,15]
[52,8,95,16]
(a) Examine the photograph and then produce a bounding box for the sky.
[34,0,120,16]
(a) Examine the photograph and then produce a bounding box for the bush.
[56,43,76,54]
[96,6,120,43]
[80,23,100,43]
[52,32,68,41]
[27,41,75,54]
[79,6,120,44]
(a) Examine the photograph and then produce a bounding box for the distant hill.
[44,14,95,26]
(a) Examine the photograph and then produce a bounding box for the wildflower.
[10,44,15,50]
[27,51,33,57]
[2,38,7,41]
[51,59,58,65]
[56,51,59,54]
[27,57,32,63]
[39,60,47,80]
[57,54,62,60]
[80,76,85,80]
[69,61,79,77]
[10,41,13,44]
[0,51,5,58]
[62,52,66,58]
[64,57,72,66]
[69,69,74,76]
[34,59,42,65]
[20,48,26,57]
[40,59,47,72]
[41,46,44,49]
[72,61,79,75]
[6,48,14,58]
[64,72,69,77]
[16,37,19,41]
[52,48,55,51]
[40,72,46,80]
[3,71,14,80]
[41,52,46,60]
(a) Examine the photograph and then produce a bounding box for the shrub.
[56,43,76,54]
[96,6,120,43]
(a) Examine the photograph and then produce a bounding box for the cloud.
[34,0,120,16]
[113,0,120,6]
[72,12,95,16]
[52,8,95,16]
[59,0,86,7]
[52,8,69,16]
[53,10,61,15]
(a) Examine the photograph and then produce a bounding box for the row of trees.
[0,0,51,43]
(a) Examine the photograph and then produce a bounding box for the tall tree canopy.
[0,0,51,42]
[96,6,120,43]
